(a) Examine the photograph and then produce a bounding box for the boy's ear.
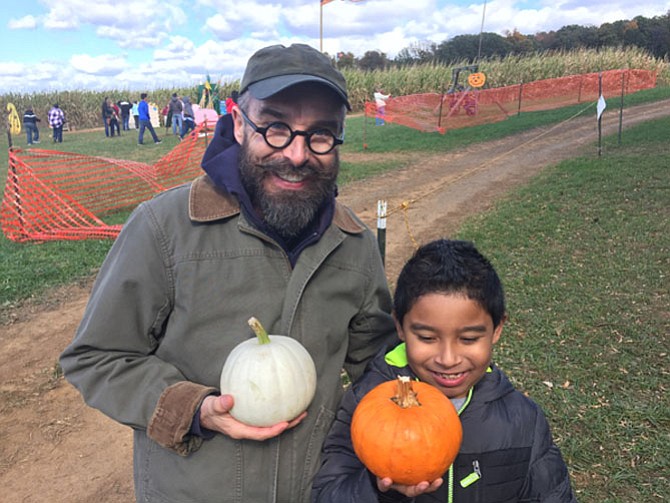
[492,313,508,345]
[392,311,406,342]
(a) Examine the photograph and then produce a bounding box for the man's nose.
[281,134,310,166]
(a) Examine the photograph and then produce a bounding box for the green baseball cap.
[240,43,351,110]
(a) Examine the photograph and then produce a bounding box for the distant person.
[117,98,132,131]
[168,93,183,135]
[180,95,195,139]
[109,101,121,137]
[313,239,577,502]
[101,97,113,137]
[48,103,66,143]
[161,104,170,131]
[137,92,161,145]
[373,86,390,126]
[225,90,239,114]
[131,100,140,129]
[23,106,41,145]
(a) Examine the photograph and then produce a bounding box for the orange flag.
[321,0,335,5]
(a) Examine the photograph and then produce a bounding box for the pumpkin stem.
[391,376,422,408]
[248,317,271,345]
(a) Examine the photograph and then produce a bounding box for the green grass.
[0,128,184,310]
[0,89,668,500]
[342,86,670,154]
[456,117,670,502]
[1,87,669,309]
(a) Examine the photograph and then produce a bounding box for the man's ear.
[232,106,245,145]
[392,311,406,342]
[492,313,507,345]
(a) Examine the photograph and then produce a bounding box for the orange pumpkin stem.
[390,376,422,408]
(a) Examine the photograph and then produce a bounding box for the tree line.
[334,11,670,70]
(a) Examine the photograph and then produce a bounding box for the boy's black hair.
[394,239,506,327]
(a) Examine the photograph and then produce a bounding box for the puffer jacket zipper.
[448,386,475,503]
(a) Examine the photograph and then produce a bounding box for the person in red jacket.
[109,101,121,137]
[225,90,239,114]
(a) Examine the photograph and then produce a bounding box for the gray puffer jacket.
[313,345,577,503]
[60,173,397,502]
[168,95,183,114]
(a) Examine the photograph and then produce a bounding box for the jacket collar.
[188,174,366,234]
[377,344,515,404]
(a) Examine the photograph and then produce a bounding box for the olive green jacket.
[60,175,397,502]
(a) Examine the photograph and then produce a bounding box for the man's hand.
[199,394,307,441]
[377,476,443,497]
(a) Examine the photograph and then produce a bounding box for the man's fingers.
[217,394,234,413]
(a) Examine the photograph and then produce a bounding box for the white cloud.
[70,54,129,76]
[40,0,186,42]
[154,36,198,61]
[43,5,78,30]
[97,24,169,50]
[203,2,282,40]
[1,0,669,94]
[0,62,27,77]
[8,15,38,30]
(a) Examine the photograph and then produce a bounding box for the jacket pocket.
[454,448,531,503]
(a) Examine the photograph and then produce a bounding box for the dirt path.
[2,100,669,502]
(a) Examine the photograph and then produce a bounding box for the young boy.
[312,239,577,502]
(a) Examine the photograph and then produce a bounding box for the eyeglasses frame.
[237,108,344,155]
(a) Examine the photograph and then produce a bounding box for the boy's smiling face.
[395,292,504,399]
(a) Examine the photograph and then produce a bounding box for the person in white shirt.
[373,86,390,125]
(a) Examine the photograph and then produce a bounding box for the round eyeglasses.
[238,108,343,155]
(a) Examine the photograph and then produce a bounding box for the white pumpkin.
[219,317,317,427]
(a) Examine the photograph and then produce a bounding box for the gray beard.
[238,145,338,243]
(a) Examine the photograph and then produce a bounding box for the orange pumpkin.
[351,376,462,485]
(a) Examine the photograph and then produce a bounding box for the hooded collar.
[377,343,516,405]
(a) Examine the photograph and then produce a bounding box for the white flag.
[597,94,607,119]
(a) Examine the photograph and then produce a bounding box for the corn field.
[342,47,670,111]
[2,47,668,130]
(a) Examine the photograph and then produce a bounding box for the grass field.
[0,87,668,501]
[3,46,668,129]
[456,117,669,501]
[3,86,669,308]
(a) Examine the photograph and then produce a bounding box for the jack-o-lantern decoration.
[467,72,486,88]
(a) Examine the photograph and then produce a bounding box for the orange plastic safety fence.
[365,69,657,134]
[1,123,212,242]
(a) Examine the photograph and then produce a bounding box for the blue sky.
[2,0,668,93]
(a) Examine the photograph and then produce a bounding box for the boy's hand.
[200,394,307,441]
[377,476,443,497]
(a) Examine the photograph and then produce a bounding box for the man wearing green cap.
[60,44,398,502]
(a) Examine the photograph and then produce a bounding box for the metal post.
[376,200,387,266]
[437,82,446,130]
[319,3,323,52]
[363,102,368,150]
[597,73,603,157]
[618,70,628,145]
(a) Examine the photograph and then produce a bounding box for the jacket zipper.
[448,387,475,503]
